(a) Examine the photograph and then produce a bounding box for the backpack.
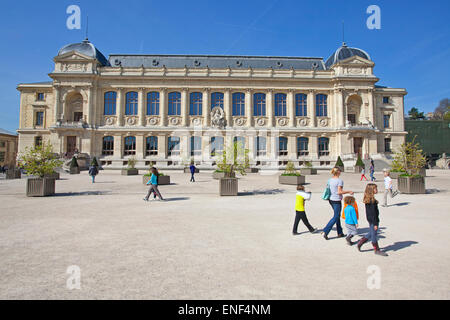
[322,179,331,200]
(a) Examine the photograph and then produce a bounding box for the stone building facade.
[0,129,18,168]
[16,39,407,169]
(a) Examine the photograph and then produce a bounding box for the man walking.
[382,169,399,207]
[189,163,197,182]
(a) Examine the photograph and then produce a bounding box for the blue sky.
[0,0,449,132]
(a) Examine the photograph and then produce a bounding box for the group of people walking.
[292,166,390,256]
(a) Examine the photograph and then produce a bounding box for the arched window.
[211,92,224,109]
[168,92,181,115]
[104,92,117,115]
[316,94,328,117]
[232,92,245,116]
[253,93,266,116]
[297,137,309,156]
[278,137,288,156]
[190,92,203,115]
[318,137,330,156]
[147,92,160,115]
[124,136,136,156]
[146,136,158,156]
[256,136,266,156]
[125,92,138,115]
[190,136,202,156]
[102,136,114,155]
[274,93,287,117]
[210,136,224,157]
[295,93,307,117]
[168,136,180,156]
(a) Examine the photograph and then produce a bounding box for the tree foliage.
[18,144,63,178]
[127,157,136,169]
[408,107,425,120]
[282,161,301,176]
[355,154,365,167]
[91,157,99,167]
[217,141,250,176]
[70,156,79,168]
[391,136,426,176]
[335,156,344,167]
[432,98,449,120]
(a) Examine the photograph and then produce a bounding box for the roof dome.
[58,39,109,66]
[325,43,371,69]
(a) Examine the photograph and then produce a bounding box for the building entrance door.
[353,137,363,157]
[67,136,77,156]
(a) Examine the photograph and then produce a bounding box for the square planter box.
[279,175,306,185]
[26,178,56,197]
[398,176,425,194]
[299,168,317,175]
[6,169,21,179]
[44,172,60,180]
[213,172,235,180]
[390,171,406,179]
[142,175,171,185]
[184,167,200,173]
[244,168,259,173]
[121,168,139,176]
[70,167,80,175]
[219,178,238,196]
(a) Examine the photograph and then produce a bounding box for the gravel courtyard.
[0,169,449,300]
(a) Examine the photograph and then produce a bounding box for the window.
[190,136,202,156]
[211,92,224,110]
[385,138,392,152]
[35,136,42,147]
[233,136,245,146]
[274,93,287,117]
[253,93,266,116]
[146,136,158,156]
[295,93,307,116]
[297,137,309,156]
[0,141,5,148]
[0,152,4,162]
[102,136,114,155]
[278,137,288,156]
[147,92,160,115]
[168,137,180,156]
[104,92,117,115]
[37,93,45,101]
[210,136,224,157]
[190,92,203,116]
[383,97,390,104]
[256,136,266,156]
[74,112,83,122]
[35,111,44,126]
[125,92,138,115]
[383,114,391,128]
[318,137,329,156]
[232,92,245,116]
[168,92,181,116]
[124,136,136,156]
[316,94,328,117]
[348,114,356,125]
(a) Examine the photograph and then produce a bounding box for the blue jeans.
[366,224,378,243]
[323,200,343,236]
[91,175,95,183]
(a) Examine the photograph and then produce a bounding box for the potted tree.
[354,154,365,174]
[334,156,344,171]
[299,161,317,175]
[279,161,305,185]
[122,157,138,175]
[69,156,80,174]
[18,144,63,197]
[393,139,427,194]
[217,141,249,196]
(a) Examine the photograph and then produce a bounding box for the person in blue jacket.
[189,163,196,182]
[143,167,164,201]
[343,196,358,246]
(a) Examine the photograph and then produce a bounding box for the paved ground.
[0,169,449,300]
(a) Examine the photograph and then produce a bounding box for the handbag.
[322,179,331,200]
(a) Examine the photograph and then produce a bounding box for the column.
[310,135,318,159]
[136,134,145,159]
[202,135,210,162]
[113,134,123,158]
[86,86,93,125]
[367,88,374,126]
[53,86,61,123]
[267,89,274,127]
[224,89,232,127]
[288,135,297,160]
[181,134,189,159]
[335,89,344,128]
[138,88,145,126]
[117,88,124,126]
[181,88,188,127]
[245,89,253,127]
[157,134,167,159]
[308,90,315,127]
[248,134,256,161]
[288,90,295,127]
[160,88,167,127]
[203,88,210,127]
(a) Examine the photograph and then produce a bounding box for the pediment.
[54,51,94,62]
[336,55,374,67]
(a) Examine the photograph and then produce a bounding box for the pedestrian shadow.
[92,181,115,184]
[163,197,190,202]
[426,189,445,194]
[382,240,419,252]
[390,202,410,207]
[54,191,112,197]
[328,227,386,240]
[239,189,285,196]
[292,231,311,236]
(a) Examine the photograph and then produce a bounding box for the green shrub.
[18,144,63,178]
[91,157,99,167]
[282,161,301,176]
[217,141,250,176]
[304,161,313,168]
[127,157,136,169]
[70,156,79,168]
[335,156,344,167]
[391,136,426,175]
[355,154,365,167]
